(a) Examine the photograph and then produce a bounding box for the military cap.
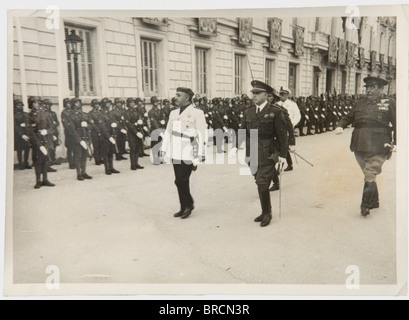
[28,96,42,108]
[163,99,170,104]
[279,86,291,95]
[135,97,143,104]
[176,87,195,99]
[251,80,274,94]
[91,99,100,106]
[363,76,389,87]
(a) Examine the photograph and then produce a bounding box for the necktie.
[257,106,260,114]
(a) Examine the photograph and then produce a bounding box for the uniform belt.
[172,131,192,140]
[258,135,273,140]
[353,122,388,129]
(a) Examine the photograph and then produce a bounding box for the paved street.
[11,128,397,287]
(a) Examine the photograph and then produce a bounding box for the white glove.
[143,126,149,132]
[137,120,143,125]
[144,113,148,117]
[22,135,29,142]
[192,158,200,166]
[160,120,166,125]
[137,132,144,139]
[53,136,57,141]
[81,121,88,128]
[80,140,88,150]
[21,123,26,128]
[205,114,209,118]
[223,126,228,132]
[289,145,296,153]
[224,115,228,120]
[321,114,325,119]
[109,137,116,144]
[335,127,344,135]
[275,157,287,172]
[40,146,48,155]
[111,123,117,128]
[229,147,238,158]
[314,115,318,119]
[40,129,48,136]
[121,129,127,134]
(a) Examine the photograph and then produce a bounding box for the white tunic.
[278,99,301,127]
[161,104,208,161]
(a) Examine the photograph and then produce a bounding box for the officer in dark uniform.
[61,98,75,169]
[113,98,128,161]
[336,76,396,217]
[136,98,150,157]
[161,99,172,126]
[14,100,31,170]
[149,96,165,165]
[87,99,104,165]
[42,99,60,166]
[27,96,55,189]
[65,98,93,181]
[100,98,120,175]
[124,97,145,171]
[232,81,288,227]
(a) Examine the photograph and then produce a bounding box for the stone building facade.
[12,15,396,113]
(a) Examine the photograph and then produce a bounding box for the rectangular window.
[65,26,96,96]
[141,38,159,96]
[355,73,361,95]
[265,59,274,86]
[341,70,347,94]
[195,48,207,95]
[288,63,297,96]
[234,54,244,95]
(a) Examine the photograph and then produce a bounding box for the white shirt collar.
[257,100,268,112]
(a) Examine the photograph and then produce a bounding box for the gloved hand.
[111,123,117,128]
[335,127,344,135]
[53,136,57,141]
[81,121,88,128]
[80,141,88,150]
[223,126,228,132]
[143,126,149,132]
[22,135,29,142]
[109,137,116,144]
[121,129,127,134]
[275,157,287,172]
[160,120,166,125]
[137,132,144,139]
[40,146,48,155]
[40,129,48,136]
[289,145,296,153]
[137,120,143,125]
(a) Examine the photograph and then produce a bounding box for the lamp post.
[65,30,83,98]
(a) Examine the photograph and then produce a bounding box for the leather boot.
[174,206,186,218]
[258,188,272,227]
[130,154,137,170]
[109,157,120,174]
[361,181,376,217]
[369,182,379,209]
[104,160,112,175]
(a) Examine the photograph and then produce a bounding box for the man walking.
[336,76,396,217]
[161,87,207,220]
[231,81,288,227]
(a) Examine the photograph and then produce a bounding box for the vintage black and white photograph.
[4,4,408,297]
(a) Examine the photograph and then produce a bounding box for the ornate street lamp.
[65,30,83,98]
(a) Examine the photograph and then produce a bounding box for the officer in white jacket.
[277,87,301,171]
[161,87,207,219]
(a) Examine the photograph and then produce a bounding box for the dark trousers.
[91,133,103,165]
[17,147,30,167]
[32,148,50,182]
[286,150,293,167]
[74,144,88,177]
[128,133,142,168]
[173,161,194,210]
[117,132,127,158]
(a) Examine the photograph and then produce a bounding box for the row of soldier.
[14,92,394,189]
